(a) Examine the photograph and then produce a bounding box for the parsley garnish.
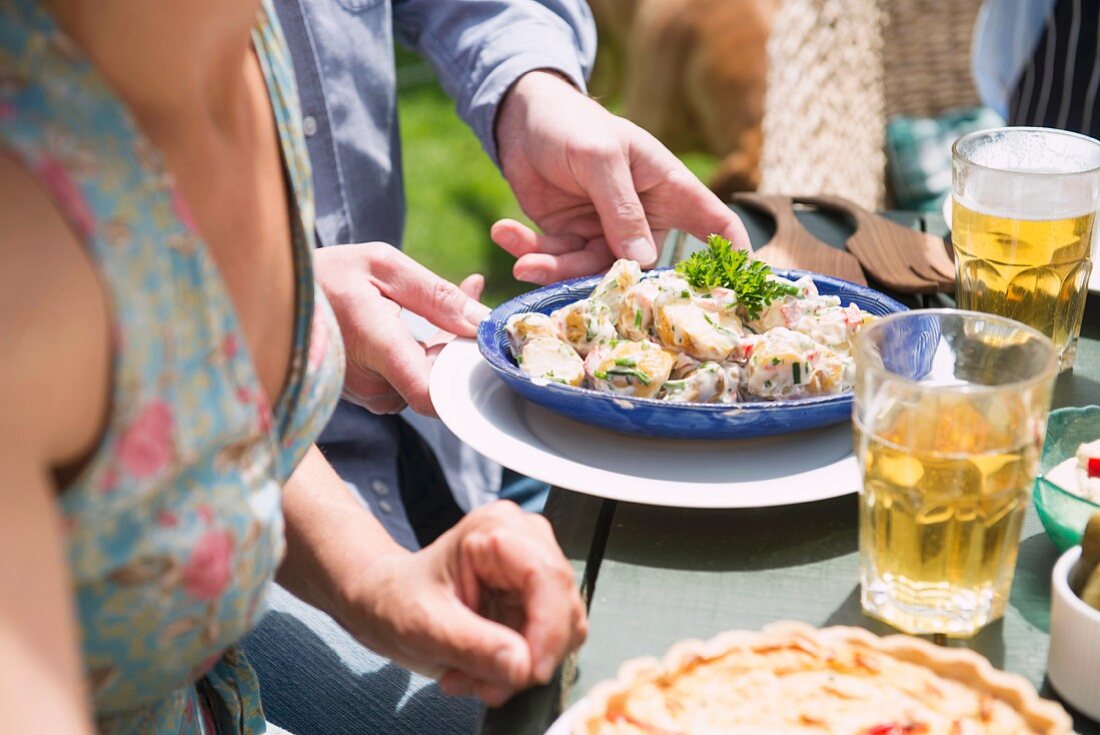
[675,234,800,320]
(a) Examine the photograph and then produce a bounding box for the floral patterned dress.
[0,1,344,732]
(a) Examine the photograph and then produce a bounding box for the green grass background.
[396,51,717,306]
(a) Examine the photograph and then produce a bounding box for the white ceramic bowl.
[1049,545,1100,720]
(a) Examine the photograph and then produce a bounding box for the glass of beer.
[952,127,1100,371]
[855,310,1056,637]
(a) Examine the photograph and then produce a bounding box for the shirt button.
[371,479,390,497]
[302,115,318,137]
[378,499,393,515]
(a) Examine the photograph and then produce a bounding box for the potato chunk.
[505,312,558,355]
[518,337,585,386]
[552,298,617,357]
[585,340,676,399]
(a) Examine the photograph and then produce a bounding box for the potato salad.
[505,240,876,403]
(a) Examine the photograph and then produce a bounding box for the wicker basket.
[759,0,982,209]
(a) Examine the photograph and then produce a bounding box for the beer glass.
[952,127,1100,371]
[855,310,1057,637]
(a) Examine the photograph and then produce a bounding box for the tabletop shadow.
[601,493,859,572]
[1010,532,1062,633]
[1054,370,1100,410]
[822,585,1006,669]
[1040,681,1100,734]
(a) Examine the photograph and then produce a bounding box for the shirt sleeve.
[392,0,597,165]
[970,0,1054,119]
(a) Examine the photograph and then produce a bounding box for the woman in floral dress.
[0,0,585,732]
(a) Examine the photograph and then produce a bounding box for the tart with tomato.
[575,622,1072,734]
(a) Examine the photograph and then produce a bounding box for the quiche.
[575,622,1073,735]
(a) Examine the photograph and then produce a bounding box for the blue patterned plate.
[477,269,908,439]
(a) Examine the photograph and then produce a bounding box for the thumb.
[585,155,658,267]
[431,598,533,688]
[459,273,485,301]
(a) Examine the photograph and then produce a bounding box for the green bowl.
[1033,405,1100,552]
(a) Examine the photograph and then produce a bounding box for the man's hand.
[345,502,587,706]
[314,243,490,417]
[492,70,751,284]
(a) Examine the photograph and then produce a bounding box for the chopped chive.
[771,357,781,366]
[607,367,652,385]
[614,357,638,367]
[792,363,802,384]
[634,309,643,329]
[594,370,608,380]
[680,290,690,298]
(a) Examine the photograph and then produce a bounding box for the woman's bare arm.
[0,154,111,733]
[278,446,587,705]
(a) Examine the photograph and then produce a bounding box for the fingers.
[491,219,589,258]
[438,669,521,708]
[512,242,617,284]
[342,381,407,415]
[420,272,487,353]
[343,304,436,416]
[678,189,752,252]
[641,155,753,252]
[370,248,490,337]
[427,596,534,692]
[494,218,620,283]
[583,154,659,267]
[459,507,586,683]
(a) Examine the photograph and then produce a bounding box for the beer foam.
[966,129,1100,174]
[956,129,1100,221]
[954,186,1099,222]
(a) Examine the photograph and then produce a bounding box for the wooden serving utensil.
[730,193,867,285]
[797,194,956,294]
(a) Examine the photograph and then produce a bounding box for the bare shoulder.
[0,152,110,470]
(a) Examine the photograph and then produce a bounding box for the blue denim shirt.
[274,0,595,249]
[273,0,596,547]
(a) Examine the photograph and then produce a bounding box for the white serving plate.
[430,339,860,509]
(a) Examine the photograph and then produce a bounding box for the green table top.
[481,206,1100,734]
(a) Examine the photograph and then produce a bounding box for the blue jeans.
[245,585,481,735]
[499,468,549,512]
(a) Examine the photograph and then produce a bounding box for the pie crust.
[574,621,1074,734]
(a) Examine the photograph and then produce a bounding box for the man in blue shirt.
[245,2,750,732]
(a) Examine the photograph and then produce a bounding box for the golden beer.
[953,200,1093,368]
[952,127,1100,370]
[856,397,1039,636]
[855,310,1056,637]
